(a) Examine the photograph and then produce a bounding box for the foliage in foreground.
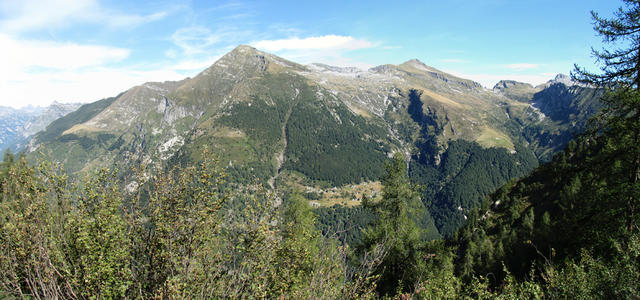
[2,141,640,299]
[0,155,355,299]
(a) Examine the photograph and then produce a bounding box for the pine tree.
[359,153,427,296]
[574,0,640,88]
[573,0,640,235]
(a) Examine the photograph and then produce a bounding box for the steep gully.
[268,88,300,189]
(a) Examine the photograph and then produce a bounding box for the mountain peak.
[207,45,304,75]
[538,73,577,88]
[492,80,533,91]
[405,58,425,65]
[551,73,573,85]
[230,44,261,55]
[219,45,267,63]
[400,58,433,71]
[492,80,536,102]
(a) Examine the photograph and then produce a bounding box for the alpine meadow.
[0,0,639,299]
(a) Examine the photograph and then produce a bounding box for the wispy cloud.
[170,26,250,56]
[218,12,254,21]
[104,11,167,28]
[0,33,139,107]
[0,0,168,32]
[251,35,374,52]
[169,57,223,71]
[0,34,129,71]
[441,58,466,63]
[209,1,246,11]
[0,32,218,108]
[266,24,303,36]
[444,69,555,88]
[171,27,222,55]
[1,66,189,108]
[505,63,539,71]
[249,35,377,68]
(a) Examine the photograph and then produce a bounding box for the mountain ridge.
[25,45,603,236]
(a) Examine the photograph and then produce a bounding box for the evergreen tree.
[574,0,640,88]
[573,0,640,236]
[359,153,428,296]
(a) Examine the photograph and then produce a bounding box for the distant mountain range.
[21,45,602,236]
[0,102,81,154]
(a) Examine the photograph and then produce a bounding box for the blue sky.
[0,0,621,108]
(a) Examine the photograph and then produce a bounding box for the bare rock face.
[492,80,538,102]
[547,73,574,86]
[493,80,533,91]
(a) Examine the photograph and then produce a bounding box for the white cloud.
[0,58,211,109]
[169,56,222,71]
[1,67,189,108]
[165,48,178,59]
[0,33,213,108]
[441,58,466,63]
[0,34,129,71]
[249,35,376,69]
[0,0,93,32]
[279,48,376,70]
[252,35,374,52]
[0,0,167,32]
[210,2,246,11]
[444,69,554,89]
[171,27,222,55]
[169,26,251,57]
[505,63,539,71]
[104,11,167,28]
